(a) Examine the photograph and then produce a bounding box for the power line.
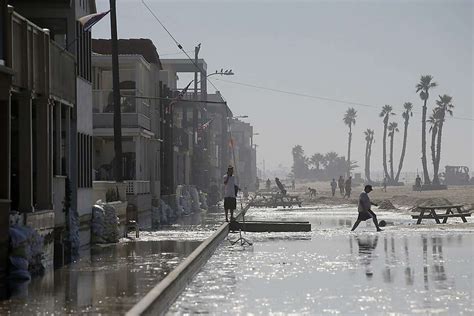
[213,78,474,122]
[141,0,222,94]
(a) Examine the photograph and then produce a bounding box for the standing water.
[0,208,224,314]
[170,206,474,315]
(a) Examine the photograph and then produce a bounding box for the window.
[76,22,92,82]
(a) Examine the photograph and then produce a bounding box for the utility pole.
[193,43,200,186]
[110,0,123,182]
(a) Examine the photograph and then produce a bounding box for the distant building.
[231,119,257,191]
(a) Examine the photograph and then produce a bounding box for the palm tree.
[291,145,308,179]
[388,122,399,182]
[380,105,395,181]
[343,107,357,177]
[394,102,413,183]
[416,75,437,184]
[433,94,454,185]
[310,153,324,171]
[364,129,375,182]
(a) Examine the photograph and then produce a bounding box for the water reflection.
[171,210,474,315]
[0,240,200,314]
[355,235,378,278]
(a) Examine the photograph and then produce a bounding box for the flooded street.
[170,206,474,315]
[0,209,224,314]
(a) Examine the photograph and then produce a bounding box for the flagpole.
[110,0,123,182]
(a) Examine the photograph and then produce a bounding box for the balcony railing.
[93,89,151,130]
[50,41,75,104]
[126,180,150,195]
[7,9,75,104]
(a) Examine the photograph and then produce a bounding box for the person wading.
[223,166,238,222]
[351,185,382,232]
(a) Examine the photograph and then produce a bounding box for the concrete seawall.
[126,221,230,315]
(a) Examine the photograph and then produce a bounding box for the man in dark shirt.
[351,185,382,232]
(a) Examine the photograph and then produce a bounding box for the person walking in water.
[338,176,345,196]
[344,176,352,198]
[351,185,382,232]
[223,166,238,222]
[330,178,337,197]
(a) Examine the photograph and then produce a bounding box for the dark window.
[76,22,91,82]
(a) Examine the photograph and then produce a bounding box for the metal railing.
[93,89,151,116]
[125,180,151,195]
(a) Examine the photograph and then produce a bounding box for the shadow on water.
[0,239,201,314]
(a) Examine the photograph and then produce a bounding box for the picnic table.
[411,204,471,224]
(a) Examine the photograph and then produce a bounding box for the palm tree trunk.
[367,137,373,182]
[347,126,352,178]
[433,117,445,185]
[421,98,431,184]
[382,121,390,180]
[430,124,438,184]
[395,120,409,183]
[389,133,395,182]
[365,139,370,182]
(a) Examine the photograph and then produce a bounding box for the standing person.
[351,185,382,232]
[223,166,238,222]
[243,186,249,200]
[266,178,271,191]
[344,176,352,198]
[255,177,260,191]
[330,178,337,197]
[291,179,296,191]
[338,176,345,196]
[382,177,387,192]
[414,175,422,191]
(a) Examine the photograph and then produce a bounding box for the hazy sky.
[93,0,473,177]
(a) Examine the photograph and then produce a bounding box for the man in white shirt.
[351,185,382,232]
[223,166,238,222]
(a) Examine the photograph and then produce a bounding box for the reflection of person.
[356,235,379,278]
[223,166,238,222]
[351,185,382,232]
[330,178,337,197]
[338,176,345,196]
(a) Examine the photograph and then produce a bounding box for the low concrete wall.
[126,222,230,316]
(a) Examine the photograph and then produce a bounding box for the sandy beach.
[295,181,474,209]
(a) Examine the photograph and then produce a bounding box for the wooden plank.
[230,221,311,232]
[417,205,464,210]
[412,214,471,219]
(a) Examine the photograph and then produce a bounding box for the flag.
[197,119,214,133]
[78,10,110,32]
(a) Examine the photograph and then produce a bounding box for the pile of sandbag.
[378,200,397,209]
[190,187,201,212]
[200,191,208,210]
[9,225,45,281]
[91,201,119,244]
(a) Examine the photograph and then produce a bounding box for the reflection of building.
[230,119,257,191]
[92,39,163,225]
[2,0,97,267]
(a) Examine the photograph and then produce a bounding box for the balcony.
[93,89,151,130]
[7,9,75,103]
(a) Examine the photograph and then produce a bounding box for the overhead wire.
[212,78,474,122]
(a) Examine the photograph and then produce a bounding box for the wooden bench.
[411,205,471,224]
